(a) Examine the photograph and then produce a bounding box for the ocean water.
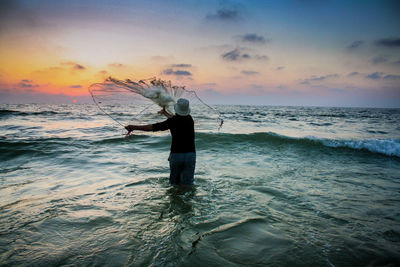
[1,103,399,266]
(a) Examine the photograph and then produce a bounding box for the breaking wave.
[195,132,400,158]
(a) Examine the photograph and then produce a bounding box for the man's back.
[153,115,195,153]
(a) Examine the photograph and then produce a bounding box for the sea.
[1,103,399,266]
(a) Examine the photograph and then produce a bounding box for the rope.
[183,88,224,130]
[88,84,125,128]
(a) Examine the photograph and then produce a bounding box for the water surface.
[1,104,399,266]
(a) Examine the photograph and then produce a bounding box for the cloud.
[275,66,285,71]
[313,74,339,81]
[254,55,269,61]
[69,85,82,88]
[241,70,259,75]
[375,38,400,48]
[162,63,193,76]
[74,64,85,70]
[61,61,86,70]
[239,33,268,44]
[366,72,384,79]
[221,49,250,61]
[365,72,400,80]
[300,74,339,84]
[221,48,268,62]
[370,55,400,66]
[347,40,364,50]
[383,74,400,80]
[18,79,39,88]
[347,72,359,77]
[206,7,240,21]
[170,64,192,68]
[173,70,192,76]
[162,69,192,76]
[371,55,389,65]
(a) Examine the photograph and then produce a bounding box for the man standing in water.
[125,98,196,185]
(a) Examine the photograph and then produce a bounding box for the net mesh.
[88,77,223,131]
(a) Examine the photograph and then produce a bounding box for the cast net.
[88,77,223,133]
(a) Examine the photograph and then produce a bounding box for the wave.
[273,112,348,119]
[308,122,333,127]
[0,109,66,117]
[0,109,151,122]
[278,133,400,157]
[196,132,400,158]
[314,137,400,157]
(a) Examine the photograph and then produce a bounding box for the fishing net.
[88,77,223,133]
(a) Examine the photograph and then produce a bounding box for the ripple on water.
[185,217,293,265]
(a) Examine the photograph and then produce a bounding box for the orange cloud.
[61,61,87,70]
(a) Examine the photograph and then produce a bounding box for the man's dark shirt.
[152,115,195,153]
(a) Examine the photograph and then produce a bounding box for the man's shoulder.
[152,118,171,131]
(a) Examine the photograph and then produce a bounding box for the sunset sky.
[0,0,399,107]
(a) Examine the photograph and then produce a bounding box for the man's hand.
[125,125,135,132]
[158,107,173,118]
[125,124,153,133]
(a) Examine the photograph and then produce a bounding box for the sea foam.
[306,136,400,157]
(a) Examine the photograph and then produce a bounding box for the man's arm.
[125,124,153,134]
[125,118,169,136]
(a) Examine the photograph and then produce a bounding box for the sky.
[0,0,399,107]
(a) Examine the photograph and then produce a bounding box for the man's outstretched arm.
[125,118,169,136]
[125,124,153,134]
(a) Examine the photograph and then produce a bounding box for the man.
[125,98,196,185]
